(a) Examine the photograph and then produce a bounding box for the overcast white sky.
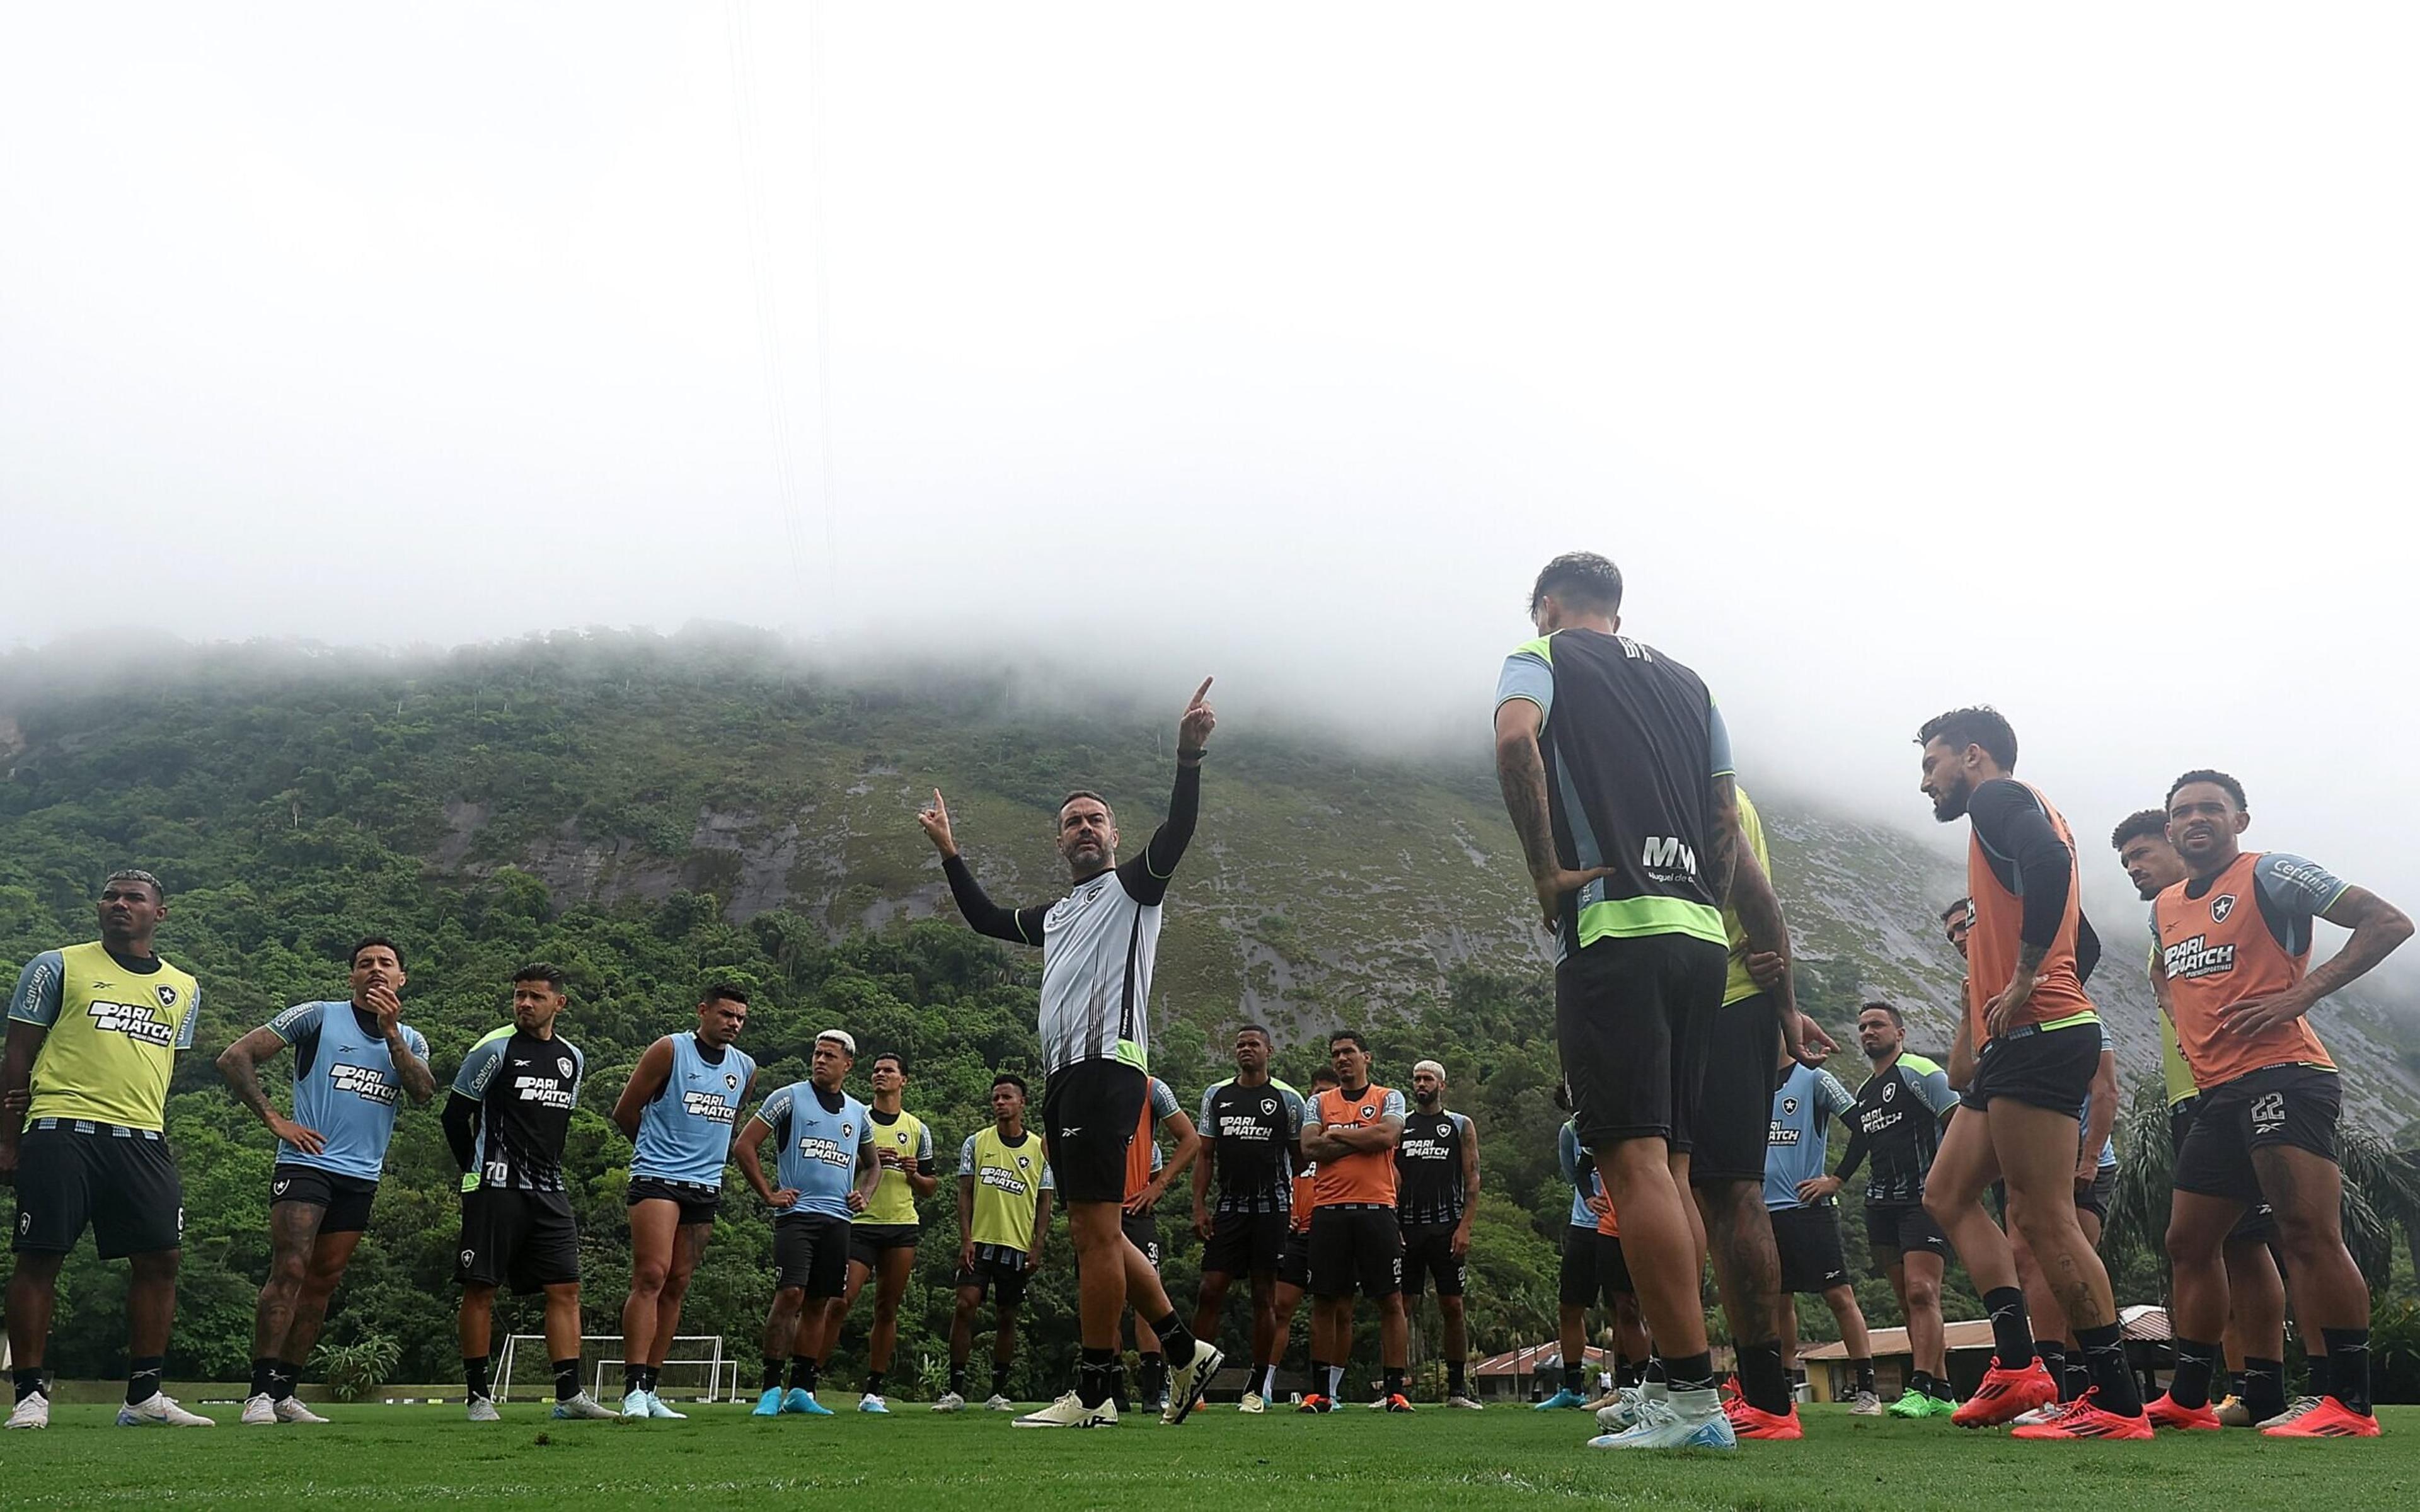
[4,4,2416,923]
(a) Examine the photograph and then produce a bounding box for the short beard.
[1930,775,1973,823]
[1864,1041,1895,1065]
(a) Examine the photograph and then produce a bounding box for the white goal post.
[495,1334,737,1403]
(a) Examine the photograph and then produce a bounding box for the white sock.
[1261,1366,1278,1397]
[1326,1365,1345,1399]
[1669,1386,1720,1417]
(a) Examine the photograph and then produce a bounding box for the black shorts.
[1308,1205,1402,1298]
[626,1176,722,1228]
[9,1122,183,1259]
[2173,1065,2341,1208]
[272,1164,379,1235]
[2075,1166,2117,1222]
[848,1222,919,1269]
[1968,1020,2100,1114]
[1865,1200,1949,1262]
[2170,1098,2276,1241]
[1400,1220,1466,1298]
[456,1186,580,1292]
[1202,1210,1288,1279]
[1557,932,1727,1150]
[1594,1232,1634,1301]
[1770,1204,1850,1293]
[1277,1227,1311,1290]
[1691,991,1784,1185]
[1041,1060,1146,1205]
[954,1242,1032,1309]
[1122,1211,1161,1271]
[772,1211,853,1298]
[1559,1226,1599,1307]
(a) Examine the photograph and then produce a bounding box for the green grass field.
[6,1400,2417,1511]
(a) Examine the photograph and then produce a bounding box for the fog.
[4,5,2416,948]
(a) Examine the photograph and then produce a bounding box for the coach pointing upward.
[920,679,1226,1429]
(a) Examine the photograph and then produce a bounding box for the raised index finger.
[1189,677,1214,707]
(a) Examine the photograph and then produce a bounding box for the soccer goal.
[495,1334,739,1404]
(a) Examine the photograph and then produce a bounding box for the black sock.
[1663,1351,1716,1395]
[1448,1360,1467,1395]
[2306,1352,2329,1400]
[1928,1373,1957,1401]
[271,1359,299,1402]
[1078,1347,1117,1409]
[2323,1329,2371,1416]
[2077,1323,2142,1416]
[623,1362,645,1395]
[2036,1344,2067,1400]
[1983,1286,2036,1368]
[1310,1358,1330,1397]
[1138,1353,1165,1401]
[1736,1342,1790,1415]
[1151,1312,1197,1366]
[464,1355,492,1401]
[2064,1356,2089,1403]
[1383,1366,1405,1399]
[1562,1361,1583,1393]
[127,1356,164,1406]
[1645,1354,1667,1387]
[551,1358,580,1402]
[1853,1358,1876,1395]
[949,1363,969,1397]
[642,1365,661,1394]
[788,1356,818,1393]
[2168,1337,2217,1409]
[2240,1358,2286,1422]
[1617,1358,1644,1389]
[763,1357,785,1394]
[866,1370,885,1395]
[13,1368,45,1404]
[251,1357,277,1397]
[991,1363,1011,1398]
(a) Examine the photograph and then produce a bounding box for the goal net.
[495,1334,739,1403]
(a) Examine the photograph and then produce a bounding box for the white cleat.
[1595,1386,1649,1433]
[6,1394,50,1429]
[1447,1394,1485,1411]
[118,1393,214,1427]
[1587,1394,1734,1451]
[274,1397,329,1423]
[467,1395,502,1422]
[1850,1389,1884,1417]
[622,1388,653,1419]
[1237,1391,1267,1414]
[982,1394,1016,1412]
[931,1391,966,1413]
[1013,1390,1117,1428]
[2259,1396,2324,1429]
[551,1391,618,1420]
[644,1392,686,1419]
[242,1394,278,1425]
[1162,1340,1224,1423]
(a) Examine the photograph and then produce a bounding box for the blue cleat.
[1535,1389,1589,1411]
[751,1387,783,1417]
[783,1389,833,1416]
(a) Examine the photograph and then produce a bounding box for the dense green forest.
[2,629,2412,1399]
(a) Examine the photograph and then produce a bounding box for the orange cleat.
[2261,1397,2381,1438]
[1953,1356,2059,1428]
[2145,1393,2221,1431]
[1724,1397,1804,1441]
[1296,1394,1333,1414]
[2010,1389,2153,1440]
[1380,1394,1415,1413]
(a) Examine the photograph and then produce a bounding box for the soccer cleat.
[466,1395,501,1422]
[274,1397,328,1424]
[6,1394,50,1429]
[1594,1386,1647,1433]
[2145,1393,2222,1431]
[1850,1389,1884,1417]
[931,1391,965,1413]
[752,1387,785,1417]
[1238,1391,1267,1414]
[622,1388,653,1419]
[1923,1391,1963,1418]
[2215,1394,2253,1428]
[2010,1389,2153,1440]
[119,1394,214,1427]
[2261,1396,2380,1438]
[643,1392,686,1419]
[1535,1387,1590,1411]
[1381,1393,1415,1412]
[551,1392,618,1420]
[1887,1389,1935,1419]
[982,1394,1015,1412]
[2010,1400,2073,1428]
[1588,1395,1736,1451]
[858,1393,890,1414]
[1446,1394,1484,1411]
[1163,1339,1224,1426]
[780,1388,832,1416]
[1297,1393,1334,1414]
[1952,1357,2058,1428]
[1012,1390,1117,1428]
[1724,1397,1802,1441]
[2259,1395,2324,1429]
[242,1394,278,1425]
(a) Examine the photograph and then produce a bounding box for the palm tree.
[2103,1074,2420,1295]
